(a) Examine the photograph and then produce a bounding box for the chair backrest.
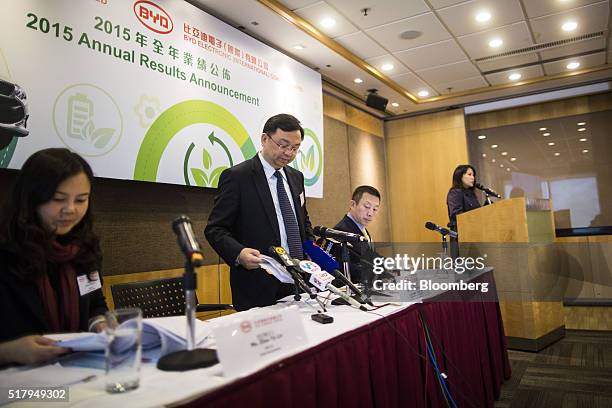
[110,276,191,318]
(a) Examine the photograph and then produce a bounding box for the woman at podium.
[446,164,480,257]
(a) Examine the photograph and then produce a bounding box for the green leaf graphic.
[299,152,306,171]
[92,128,115,148]
[305,146,315,171]
[191,168,208,187]
[202,148,212,170]
[209,166,228,188]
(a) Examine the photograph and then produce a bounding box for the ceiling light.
[491,144,498,148]
[577,122,586,126]
[508,73,521,81]
[506,168,511,172]
[578,127,586,132]
[510,157,517,162]
[582,149,589,153]
[292,44,305,50]
[381,63,394,71]
[391,102,399,107]
[491,159,496,163]
[475,11,491,22]
[543,132,551,136]
[488,38,503,48]
[561,21,577,32]
[548,142,555,146]
[501,151,508,156]
[539,127,547,131]
[579,138,587,142]
[554,152,561,156]
[482,153,487,157]
[500,164,504,168]
[353,78,363,84]
[320,17,336,28]
[417,90,429,97]
[566,61,580,70]
[478,135,486,139]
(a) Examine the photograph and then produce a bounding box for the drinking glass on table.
[104,307,142,393]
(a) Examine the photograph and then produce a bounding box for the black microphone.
[172,216,204,266]
[425,221,458,239]
[268,246,314,298]
[475,182,501,198]
[313,226,367,242]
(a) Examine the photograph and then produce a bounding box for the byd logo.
[133,0,173,34]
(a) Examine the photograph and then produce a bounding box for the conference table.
[1,269,510,408]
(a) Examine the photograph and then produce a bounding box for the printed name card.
[212,306,307,377]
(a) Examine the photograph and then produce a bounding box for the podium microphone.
[268,246,315,299]
[425,221,458,239]
[313,226,367,242]
[172,215,204,267]
[475,182,501,198]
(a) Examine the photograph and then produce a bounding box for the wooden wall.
[385,109,468,242]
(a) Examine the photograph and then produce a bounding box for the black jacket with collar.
[332,215,378,283]
[0,247,108,342]
[205,155,314,311]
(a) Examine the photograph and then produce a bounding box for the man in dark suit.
[205,114,314,311]
[332,185,381,283]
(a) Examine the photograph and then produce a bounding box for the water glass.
[104,307,142,393]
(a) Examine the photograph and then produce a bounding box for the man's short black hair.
[352,185,381,203]
[263,113,304,140]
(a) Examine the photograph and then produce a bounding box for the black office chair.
[111,276,233,318]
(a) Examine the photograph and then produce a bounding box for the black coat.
[332,215,378,283]
[447,187,481,229]
[205,155,314,311]
[0,248,108,342]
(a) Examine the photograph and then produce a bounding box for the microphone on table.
[425,221,458,239]
[475,182,501,198]
[268,246,315,299]
[296,260,368,312]
[303,240,372,306]
[313,226,367,242]
[172,215,204,267]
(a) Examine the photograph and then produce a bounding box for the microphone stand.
[157,260,218,371]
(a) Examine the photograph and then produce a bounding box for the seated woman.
[0,148,108,365]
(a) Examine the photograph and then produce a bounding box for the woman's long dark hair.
[451,164,476,190]
[0,148,101,278]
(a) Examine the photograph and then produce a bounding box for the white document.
[259,254,294,283]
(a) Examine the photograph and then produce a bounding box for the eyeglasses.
[266,134,301,153]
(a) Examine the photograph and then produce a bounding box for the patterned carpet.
[495,330,612,408]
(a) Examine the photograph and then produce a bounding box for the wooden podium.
[457,197,565,351]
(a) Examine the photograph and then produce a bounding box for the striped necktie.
[274,170,304,260]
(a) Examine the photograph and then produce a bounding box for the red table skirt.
[181,272,511,408]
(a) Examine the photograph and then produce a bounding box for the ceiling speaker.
[365,93,388,111]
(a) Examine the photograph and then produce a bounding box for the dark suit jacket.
[447,187,481,230]
[0,248,108,342]
[205,155,314,311]
[332,215,378,283]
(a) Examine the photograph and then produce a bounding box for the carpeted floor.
[495,330,612,408]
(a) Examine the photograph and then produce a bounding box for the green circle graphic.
[294,128,323,187]
[134,100,256,182]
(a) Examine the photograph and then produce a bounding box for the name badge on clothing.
[300,192,305,207]
[77,271,102,296]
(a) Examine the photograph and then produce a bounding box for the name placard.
[212,306,307,377]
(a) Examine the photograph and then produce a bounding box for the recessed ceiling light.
[320,17,336,28]
[501,151,508,156]
[417,90,429,97]
[510,157,517,162]
[561,21,577,32]
[554,152,561,156]
[491,159,496,163]
[491,144,498,148]
[582,149,589,153]
[543,132,551,136]
[381,63,394,71]
[482,153,487,157]
[566,61,580,70]
[579,138,587,142]
[577,122,586,126]
[548,142,555,146]
[475,11,491,22]
[578,127,586,132]
[488,38,503,48]
[506,168,511,172]
[478,135,487,139]
[508,73,522,81]
[353,78,363,84]
[539,127,547,131]
[391,102,399,107]
[500,164,504,168]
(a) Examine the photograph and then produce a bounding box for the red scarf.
[35,241,80,332]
